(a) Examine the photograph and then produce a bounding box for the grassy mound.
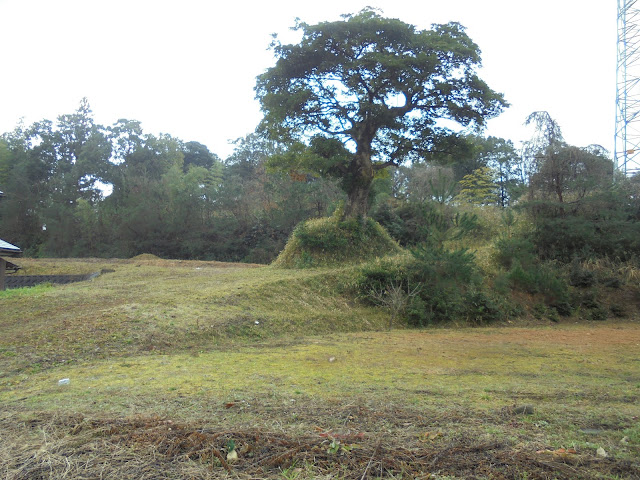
[130,253,161,261]
[273,216,402,268]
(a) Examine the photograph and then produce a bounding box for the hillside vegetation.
[1,257,639,478]
[3,50,640,480]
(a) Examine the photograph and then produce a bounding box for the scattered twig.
[369,278,421,329]
[210,446,232,473]
[360,439,380,480]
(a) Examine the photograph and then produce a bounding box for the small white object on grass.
[58,378,70,386]
[226,449,238,461]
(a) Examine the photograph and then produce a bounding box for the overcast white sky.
[0,0,614,159]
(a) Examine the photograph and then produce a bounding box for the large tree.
[256,9,507,218]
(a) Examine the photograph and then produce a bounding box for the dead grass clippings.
[2,410,638,480]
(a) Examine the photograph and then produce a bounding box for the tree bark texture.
[344,151,374,218]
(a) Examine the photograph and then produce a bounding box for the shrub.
[505,259,571,316]
[370,201,431,246]
[464,289,503,325]
[526,187,640,263]
[371,201,481,248]
[355,255,410,294]
[569,258,596,287]
[356,244,505,326]
[494,237,537,270]
[610,303,626,317]
[590,305,609,321]
[506,260,537,293]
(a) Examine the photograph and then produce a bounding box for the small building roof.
[0,239,22,257]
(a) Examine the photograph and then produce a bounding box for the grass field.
[1,257,639,479]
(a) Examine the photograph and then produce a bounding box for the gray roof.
[0,239,22,257]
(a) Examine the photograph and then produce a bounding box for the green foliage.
[355,245,503,326]
[256,8,506,217]
[371,201,433,246]
[500,208,517,237]
[372,199,480,248]
[519,112,635,265]
[570,289,611,321]
[529,144,613,204]
[526,183,640,263]
[495,234,572,315]
[568,258,596,288]
[266,138,351,184]
[294,219,350,251]
[456,166,499,206]
[356,255,411,294]
[0,138,11,185]
[464,289,503,325]
[494,237,537,270]
[505,260,571,315]
[0,109,345,262]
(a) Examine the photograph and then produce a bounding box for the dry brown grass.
[2,404,638,480]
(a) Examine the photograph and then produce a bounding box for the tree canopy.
[256,9,507,217]
[523,111,613,204]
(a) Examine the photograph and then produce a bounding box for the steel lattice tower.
[616,0,640,175]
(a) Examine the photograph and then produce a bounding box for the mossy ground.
[1,258,639,478]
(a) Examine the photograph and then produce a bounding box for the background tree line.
[1,98,635,266]
[0,99,343,262]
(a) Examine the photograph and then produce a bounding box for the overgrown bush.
[370,201,432,246]
[505,260,571,315]
[371,201,481,248]
[495,232,572,316]
[526,186,640,263]
[494,237,537,270]
[568,258,596,288]
[356,245,505,326]
[464,289,503,325]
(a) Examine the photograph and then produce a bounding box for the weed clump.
[272,213,401,268]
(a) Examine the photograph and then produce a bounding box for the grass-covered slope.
[273,215,402,268]
[0,257,388,377]
[1,257,639,479]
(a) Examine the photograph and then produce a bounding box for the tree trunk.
[345,182,372,218]
[343,151,374,219]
